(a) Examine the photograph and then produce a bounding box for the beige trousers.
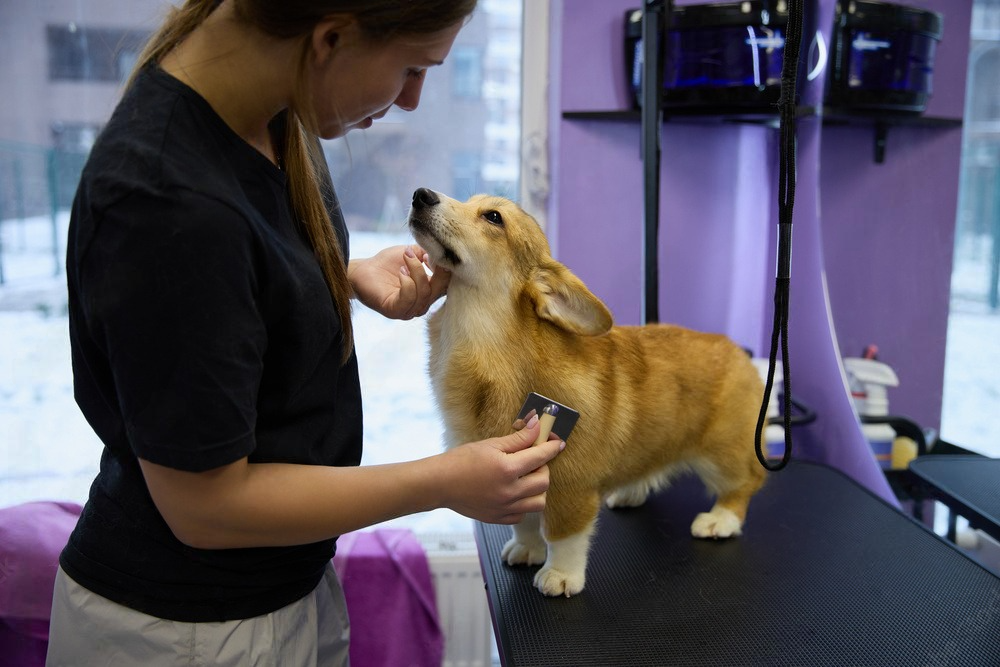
[45,564,350,667]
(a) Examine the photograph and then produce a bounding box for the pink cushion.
[333,529,443,667]
[0,501,82,666]
[0,501,82,621]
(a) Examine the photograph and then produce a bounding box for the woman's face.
[307,19,465,139]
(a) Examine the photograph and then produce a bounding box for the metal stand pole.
[640,0,666,324]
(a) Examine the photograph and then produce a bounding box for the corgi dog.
[407,188,767,597]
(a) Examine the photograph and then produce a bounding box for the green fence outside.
[0,141,88,284]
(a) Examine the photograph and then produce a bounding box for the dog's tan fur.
[409,189,767,597]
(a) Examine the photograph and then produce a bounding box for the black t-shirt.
[59,65,363,622]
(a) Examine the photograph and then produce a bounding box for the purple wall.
[820,0,972,433]
[548,0,972,499]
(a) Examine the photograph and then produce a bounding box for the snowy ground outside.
[2,213,999,540]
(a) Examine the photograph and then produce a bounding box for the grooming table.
[475,461,1000,666]
[908,455,1000,543]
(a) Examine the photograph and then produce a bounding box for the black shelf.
[821,107,962,127]
[562,107,963,163]
[562,106,816,126]
[823,107,962,164]
[561,109,641,121]
[822,107,963,163]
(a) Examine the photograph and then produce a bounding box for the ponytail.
[284,113,355,363]
[125,0,220,90]
[125,0,355,363]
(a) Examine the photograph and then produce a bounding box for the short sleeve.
[76,190,266,471]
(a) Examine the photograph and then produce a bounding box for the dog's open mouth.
[409,215,462,267]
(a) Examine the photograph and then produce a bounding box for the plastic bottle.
[843,357,900,469]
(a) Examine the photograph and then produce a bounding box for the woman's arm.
[139,418,561,549]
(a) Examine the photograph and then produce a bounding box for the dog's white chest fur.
[427,293,525,448]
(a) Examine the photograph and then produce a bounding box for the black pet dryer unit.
[826,0,944,114]
[624,1,808,112]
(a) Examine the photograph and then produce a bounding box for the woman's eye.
[483,210,504,226]
[407,69,426,80]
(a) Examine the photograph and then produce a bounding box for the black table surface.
[475,461,1000,666]
[908,455,1000,542]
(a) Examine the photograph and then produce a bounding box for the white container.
[843,357,900,468]
[843,357,899,417]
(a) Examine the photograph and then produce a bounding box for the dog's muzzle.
[412,188,440,210]
[408,188,461,267]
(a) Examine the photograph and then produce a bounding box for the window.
[452,151,483,198]
[451,46,483,99]
[51,123,102,152]
[47,25,149,83]
[1,1,525,541]
[941,0,1000,456]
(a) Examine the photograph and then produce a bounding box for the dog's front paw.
[691,508,742,539]
[534,565,585,597]
[501,537,547,566]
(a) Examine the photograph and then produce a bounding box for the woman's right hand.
[437,417,565,525]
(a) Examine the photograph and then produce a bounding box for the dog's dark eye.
[483,210,504,226]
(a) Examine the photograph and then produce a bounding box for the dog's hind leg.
[605,478,656,508]
[501,512,547,566]
[689,458,765,539]
[604,466,680,509]
[534,491,600,597]
[690,494,749,539]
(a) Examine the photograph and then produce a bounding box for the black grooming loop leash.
[754,0,805,472]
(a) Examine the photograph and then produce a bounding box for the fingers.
[511,408,537,431]
[515,462,551,499]
[497,417,564,478]
[398,248,424,316]
[511,434,565,475]
[490,493,546,525]
[428,262,451,301]
[498,418,541,454]
[400,246,447,318]
[496,467,550,522]
[402,246,426,278]
[411,246,450,304]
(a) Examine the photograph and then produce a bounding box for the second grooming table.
[908,454,1000,543]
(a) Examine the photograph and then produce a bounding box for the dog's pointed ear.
[527,264,613,336]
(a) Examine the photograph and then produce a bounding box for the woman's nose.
[394,76,425,112]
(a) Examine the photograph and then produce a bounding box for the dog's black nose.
[412,188,440,209]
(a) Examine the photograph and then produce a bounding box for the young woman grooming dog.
[46,1,563,664]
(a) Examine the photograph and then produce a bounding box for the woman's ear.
[310,15,355,63]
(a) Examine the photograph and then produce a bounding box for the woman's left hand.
[349,245,450,320]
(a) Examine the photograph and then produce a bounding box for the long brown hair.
[129,0,477,363]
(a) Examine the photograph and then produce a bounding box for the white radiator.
[419,533,496,667]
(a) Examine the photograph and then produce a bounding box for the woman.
[46,1,563,664]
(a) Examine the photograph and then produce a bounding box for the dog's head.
[408,188,612,337]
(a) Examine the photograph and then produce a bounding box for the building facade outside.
[0,1,522,243]
[957,0,1000,308]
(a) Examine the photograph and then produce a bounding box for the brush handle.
[534,404,558,446]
